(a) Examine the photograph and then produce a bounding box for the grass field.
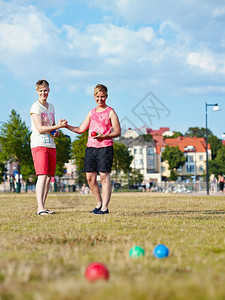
[0,192,225,300]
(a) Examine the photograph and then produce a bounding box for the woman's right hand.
[58,119,68,128]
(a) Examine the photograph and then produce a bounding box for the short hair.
[36,79,49,90]
[94,84,108,95]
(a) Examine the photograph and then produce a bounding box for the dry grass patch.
[0,192,225,299]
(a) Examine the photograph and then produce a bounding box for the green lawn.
[0,192,225,300]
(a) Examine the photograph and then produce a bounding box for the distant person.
[81,183,90,194]
[66,84,121,214]
[142,179,146,192]
[147,179,153,192]
[218,174,224,194]
[14,172,23,193]
[9,175,15,193]
[210,173,217,194]
[30,79,67,215]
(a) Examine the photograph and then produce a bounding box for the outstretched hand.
[58,119,68,128]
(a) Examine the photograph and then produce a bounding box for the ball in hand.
[91,131,98,137]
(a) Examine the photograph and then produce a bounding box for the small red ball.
[91,131,98,137]
[85,262,109,281]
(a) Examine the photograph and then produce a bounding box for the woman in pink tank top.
[66,84,121,214]
[87,106,114,148]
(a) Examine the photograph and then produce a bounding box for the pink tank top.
[87,107,113,148]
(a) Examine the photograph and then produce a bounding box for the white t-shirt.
[30,101,56,149]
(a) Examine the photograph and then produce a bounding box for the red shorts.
[31,147,56,176]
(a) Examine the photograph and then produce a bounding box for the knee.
[100,175,110,185]
[87,176,96,186]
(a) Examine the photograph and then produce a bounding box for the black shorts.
[84,146,114,173]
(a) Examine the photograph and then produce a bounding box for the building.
[121,128,210,183]
[118,131,161,183]
[158,136,209,181]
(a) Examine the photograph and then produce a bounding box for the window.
[189,155,194,162]
[148,147,154,155]
[148,159,154,166]
[199,165,204,172]
[186,155,194,162]
[139,159,143,165]
[199,155,203,161]
[161,166,166,172]
[134,149,137,154]
[186,165,195,173]
[139,148,143,154]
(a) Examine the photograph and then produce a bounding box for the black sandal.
[89,206,102,213]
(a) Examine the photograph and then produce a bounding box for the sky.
[0,0,225,140]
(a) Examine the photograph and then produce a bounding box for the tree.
[128,169,143,187]
[185,127,212,138]
[208,160,225,178]
[164,131,183,139]
[208,145,225,177]
[208,134,222,160]
[55,131,71,177]
[162,145,186,181]
[140,134,153,142]
[0,162,7,183]
[0,110,33,191]
[112,142,133,183]
[71,131,88,184]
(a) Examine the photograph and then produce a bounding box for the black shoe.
[94,209,109,215]
[89,206,102,213]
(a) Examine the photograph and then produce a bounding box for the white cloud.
[212,6,225,17]
[63,24,159,60]
[84,0,224,50]
[0,0,224,95]
[187,51,225,74]
[0,2,63,77]
[184,85,225,94]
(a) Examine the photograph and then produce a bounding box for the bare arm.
[31,113,67,134]
[66,111,91,134]
[95,109,121,140]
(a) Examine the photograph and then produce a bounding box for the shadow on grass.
[119,210,225,216]
[147,210,225,215]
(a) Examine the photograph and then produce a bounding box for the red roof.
[153,135,167,154]
[163,136,209,153]
[146,127,170,136]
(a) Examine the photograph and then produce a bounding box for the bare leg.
[86,172,102,208]
[36,175,51,213]
[43,175,51,205]
[99,172,111,211]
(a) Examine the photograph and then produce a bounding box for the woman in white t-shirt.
[30,79,67,215]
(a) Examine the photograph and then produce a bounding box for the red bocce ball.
[91,131,98,137]
[85,262,109,281]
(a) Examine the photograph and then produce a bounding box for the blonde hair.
[94,84,108,95]
[36,79,49,91]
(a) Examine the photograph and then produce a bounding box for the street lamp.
[205,103,220,195]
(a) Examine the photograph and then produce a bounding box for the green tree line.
[0,112,223,186]
[0,110,71,188]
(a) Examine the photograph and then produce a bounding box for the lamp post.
[205,103,220,195]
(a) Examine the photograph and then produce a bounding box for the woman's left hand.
[93,133,104,140]
[54,131,59,137]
